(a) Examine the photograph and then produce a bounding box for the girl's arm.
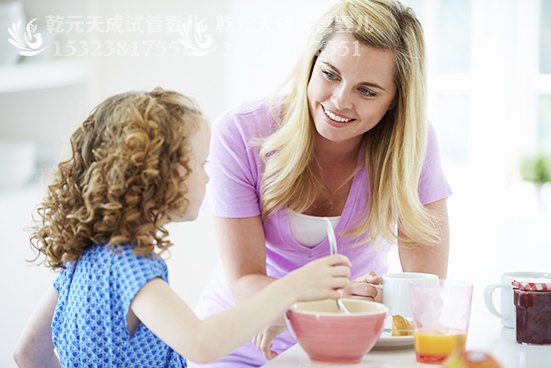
[398,198,450,278]
[214,214,353,361]
[130,253,350,364]
[14,286,61,368]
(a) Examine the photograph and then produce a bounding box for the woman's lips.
[322,106,355,127]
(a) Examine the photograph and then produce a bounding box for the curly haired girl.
[13,88,351,368]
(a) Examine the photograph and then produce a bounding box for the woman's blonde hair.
[30,87,206,270]
[260,0,440,248]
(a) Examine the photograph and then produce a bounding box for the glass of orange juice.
[410,279,473,364]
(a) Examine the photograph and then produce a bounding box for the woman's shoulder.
[227,95,284,117]
[212,95,284,139]
[425,121,441,155]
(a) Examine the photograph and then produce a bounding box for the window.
[539,1,551,154]
[539,95,551,152]
[401,0,472,163]
[436,0,471,73]
[540,0,551,74]
[434,95,470,162]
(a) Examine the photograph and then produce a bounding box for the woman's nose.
[330,85,353,111]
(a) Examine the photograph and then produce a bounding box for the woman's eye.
[322,70,337,80]
[359,87,375,97]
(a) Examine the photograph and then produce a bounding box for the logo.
[8,18,47,56]
[178,18,215,56]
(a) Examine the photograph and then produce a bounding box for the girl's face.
[172,122,210,222]
[307,31,397,148]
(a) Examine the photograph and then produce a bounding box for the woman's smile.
[322,105,355,126]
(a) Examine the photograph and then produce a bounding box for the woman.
[190,0,451,366]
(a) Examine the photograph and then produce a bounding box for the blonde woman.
[191,0,451,366]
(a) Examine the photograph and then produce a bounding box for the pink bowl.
[285,299,388,365]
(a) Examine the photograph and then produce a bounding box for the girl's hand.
[252,324,287,361]
[254,255,350,361]
[285,254,351,302]
[341,271,383,303]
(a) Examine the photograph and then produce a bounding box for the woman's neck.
[314,133,363,167]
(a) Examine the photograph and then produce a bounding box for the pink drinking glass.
[410,279,474,364]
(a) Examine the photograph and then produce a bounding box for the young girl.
[13,88,351,368]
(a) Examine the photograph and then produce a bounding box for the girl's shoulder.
[77,243,167,274]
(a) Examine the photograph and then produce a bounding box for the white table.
[263,308,551,368]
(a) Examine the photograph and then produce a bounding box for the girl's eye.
[322,70,337,80]
[359,87,376,97]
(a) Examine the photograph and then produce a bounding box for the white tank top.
[288,210,340,248]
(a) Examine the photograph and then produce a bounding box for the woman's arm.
[213,215,277,303]
[336,199,449,302]
[398,198,450,278]
[14,286,61,368]
[131,254,350,364]
[213,214,292,359]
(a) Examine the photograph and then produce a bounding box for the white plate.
[373,332,414,350]
[372,316,414,350]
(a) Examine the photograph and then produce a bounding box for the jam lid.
[512,277,551,291]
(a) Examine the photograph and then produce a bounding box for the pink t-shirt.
[189,97,452,368]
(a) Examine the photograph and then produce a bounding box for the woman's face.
[171,122,210,222]
[307,31,397,148]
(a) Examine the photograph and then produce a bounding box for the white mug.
[484,271,551,329]
[370,272,438,319]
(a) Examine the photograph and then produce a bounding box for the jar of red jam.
[512,277,551,345]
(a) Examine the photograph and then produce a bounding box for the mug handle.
[368,283,383,289]
[484,284,509,320]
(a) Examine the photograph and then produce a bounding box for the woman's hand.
[252,324,287,361]
[341,271,383,303]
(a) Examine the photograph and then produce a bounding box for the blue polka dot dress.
[52,243,187,367]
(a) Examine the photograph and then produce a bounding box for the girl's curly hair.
[30,87,205,270]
